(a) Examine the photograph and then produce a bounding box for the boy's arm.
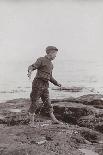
[27,57,42,78]
[50,74,61,87]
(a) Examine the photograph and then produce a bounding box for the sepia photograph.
[0,0,103,154]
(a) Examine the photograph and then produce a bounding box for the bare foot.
[52,120,63,125]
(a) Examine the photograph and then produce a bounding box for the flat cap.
[46,46,58,54]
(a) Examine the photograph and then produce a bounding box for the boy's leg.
[28,113,36,127]
[41,89,63,124]
[28,88,41,126]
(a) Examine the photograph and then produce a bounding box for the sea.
[0,58,103,103]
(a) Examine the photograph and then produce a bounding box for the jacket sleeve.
[28,57,42,72]
[50,74,60,86]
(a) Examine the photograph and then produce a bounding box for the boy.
[27,46,62,127]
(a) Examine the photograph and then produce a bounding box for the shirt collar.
[45,55,52,61]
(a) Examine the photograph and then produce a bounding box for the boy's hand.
[58,83,62,87]
[27,65,33,79]
[27,71,32,79]
[57,83,62,90]
[57,84,64,91]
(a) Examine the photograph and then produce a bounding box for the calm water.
[0,59,103,102]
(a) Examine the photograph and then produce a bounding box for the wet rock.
[52,86,83,92]
[5,98,30,104]
[79,128,100,143]
[51,97,76,103]
[78,115,103,132]
[76,94,103,105]
[0,96,103,130]
[89,100,103,109]
[0,108,29,126]
[95,123,103,133]
[53,103,94,124]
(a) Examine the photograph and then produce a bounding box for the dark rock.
[78,127,102,144]
[52,86,83,92]
[76,94,103,104]
[5,98,30,104]
[90,100,103,109]
[0,95,103,134]
[78,115,103,132]
[95,123,103,133]
[53,103,93,124]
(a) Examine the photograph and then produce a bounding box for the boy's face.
[49,51,57,60]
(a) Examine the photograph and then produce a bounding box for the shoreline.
[0,85,102,104]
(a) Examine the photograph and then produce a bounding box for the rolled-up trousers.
[28,78,53,114]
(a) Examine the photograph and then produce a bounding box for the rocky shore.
[0,93,103,155]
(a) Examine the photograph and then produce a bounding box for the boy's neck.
[45,55,52,61]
